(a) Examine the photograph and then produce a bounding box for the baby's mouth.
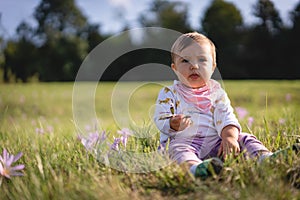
[189,73,200,79]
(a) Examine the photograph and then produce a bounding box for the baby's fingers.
[227,146,240,158]
[179,117,191,130]
[217,143,223,157]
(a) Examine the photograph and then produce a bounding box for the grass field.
[0,80,300,199]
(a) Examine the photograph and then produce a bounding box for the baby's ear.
[171,63,176,70]
[213,61,217,70]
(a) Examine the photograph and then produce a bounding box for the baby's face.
[171,42,214,88]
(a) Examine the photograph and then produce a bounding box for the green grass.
[0,80,300,199]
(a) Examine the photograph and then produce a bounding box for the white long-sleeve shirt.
[153,80,241,145]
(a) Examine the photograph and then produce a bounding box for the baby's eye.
[199,58,207,62]
[182,59,189,63]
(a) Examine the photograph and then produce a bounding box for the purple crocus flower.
[47,126,54,134]
[87,132,100,143]
[36,126,54,135]
[100,131,107,142]
[0,149,25,179]
[279,118,286,124]
[79,132,99,151]
[79,131,107,151]
[285,93,292,102]
[247,117,254,127]
[235,107,248,120]
[110,137,121,151]
[35,127,45,134]
[117,128,132,148]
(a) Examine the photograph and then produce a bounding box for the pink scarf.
[174,81,212,113]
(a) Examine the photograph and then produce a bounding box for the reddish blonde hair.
[171,32,217,68]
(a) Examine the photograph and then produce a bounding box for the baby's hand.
[218,126,240,160]
[218,136,240,160]
[170,114,192,131]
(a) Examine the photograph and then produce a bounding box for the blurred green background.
[0,0,300,82]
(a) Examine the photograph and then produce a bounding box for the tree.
[0,34,7,82]
[78,23,108,52]
[202,0,243,45]
[252,0,283,34]
[139,0,192,33]
[3,22,38,82]
[2,0,108,82]
[201,0,244,78]
[242,0,284,78]
[285,2,300,78]
[0,13,8,82]
[34,0,87,42]
[37,35,87,81]
[32,0,90,81]
[290,2,300,37]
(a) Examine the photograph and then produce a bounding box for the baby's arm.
[212,82,241,159]
[218,125,240,159]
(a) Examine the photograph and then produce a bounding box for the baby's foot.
[292,143,300,153]
[194,157,223,179]
[259,143,300,162]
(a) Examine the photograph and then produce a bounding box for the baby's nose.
[190,63,199,70]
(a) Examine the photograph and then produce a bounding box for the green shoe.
[195,157,223,180]
[292,143,300,153]
[270,143,300,159]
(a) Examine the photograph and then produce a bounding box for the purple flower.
[110,137,121,151]
[0,149,25,179]
[77,134,83,141]
[35,128,45,134]
[79,131,107,151]
[235,107,248,120]
[247,117,254,127]
[285,93,292,102]
[117,128,132,148]
[88,132,100,143]
[36,126,54,134]
[47,126,54,133]
[79,132,99,151]
[100,131,107,142]
[279,118,286,124]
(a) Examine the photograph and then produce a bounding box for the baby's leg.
[238,132,271,159]
[168,138,223,178]
[168,138,202,165]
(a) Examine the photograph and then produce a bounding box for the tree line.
[0,0,300,82]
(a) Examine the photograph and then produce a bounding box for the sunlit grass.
[0,80,299,199]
